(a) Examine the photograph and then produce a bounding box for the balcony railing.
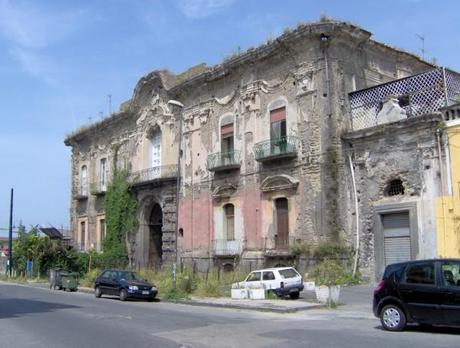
[254,136,299,162]
[264,236,299,256]
[75,185,88,199]
[207,151,241,171]
[128,165,178,185]
[90,181,107,195]
[213,239,243,256]
[441,103,460,122]
[349,67,460,131]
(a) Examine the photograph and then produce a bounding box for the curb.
[164,299,323,313]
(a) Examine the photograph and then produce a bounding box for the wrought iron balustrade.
[207,151,241,171]
[349,67,460,131]
[128,165,178,185]
[254,136,299,162]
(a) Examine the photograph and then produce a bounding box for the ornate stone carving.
[212,183,237,199]
[260,174,299,192]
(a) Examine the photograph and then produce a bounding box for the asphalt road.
[1,283,460,348]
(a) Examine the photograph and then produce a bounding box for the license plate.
[142,290,149,295]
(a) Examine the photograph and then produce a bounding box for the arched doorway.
[148,203,163,268]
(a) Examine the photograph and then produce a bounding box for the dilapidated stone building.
[66,19,458,278]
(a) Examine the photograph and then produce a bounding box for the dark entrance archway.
[148,203,163,268]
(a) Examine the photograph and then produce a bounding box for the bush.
[311,259,347,286]
[313,242,352,260]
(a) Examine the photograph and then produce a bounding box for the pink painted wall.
[179,192,212,251]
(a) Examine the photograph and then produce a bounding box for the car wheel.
[95,286,102,298]
[380,304,406,331]
[119,289,128,302]
[289,291,300,300]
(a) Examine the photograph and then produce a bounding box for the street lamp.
[167,100,184,291]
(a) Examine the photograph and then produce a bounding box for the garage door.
[382,212,411,266]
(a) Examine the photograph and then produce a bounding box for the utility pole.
[167,100,184,291]
[8,188,14,277]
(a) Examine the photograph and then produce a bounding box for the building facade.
[65,19,448,278]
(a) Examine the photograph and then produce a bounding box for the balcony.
[264,236,299,257]
[207,151,241,172]
[213,239,243,256]
[75,185,88,200]
[254,136,299,162]
[90,181,107,195]
[441,103,460,122]
[128,165,178,186]
[349,67,460,131]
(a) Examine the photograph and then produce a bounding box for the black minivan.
[373,259,460,331]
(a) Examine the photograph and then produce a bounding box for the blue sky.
[0,0,459,234]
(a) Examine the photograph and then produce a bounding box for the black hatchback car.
[373,259,460,331]
[94,269,158,302]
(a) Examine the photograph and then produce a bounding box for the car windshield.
[278,268,299,279]
[118,271,143,281]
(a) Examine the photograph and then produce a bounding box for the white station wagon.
[234,267,304,299]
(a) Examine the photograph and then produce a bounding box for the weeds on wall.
[103,168,138,268]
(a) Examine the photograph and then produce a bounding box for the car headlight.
[151,286,157,291]
[128,285,138,291]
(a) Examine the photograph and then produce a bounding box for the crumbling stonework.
[65,19,433,274]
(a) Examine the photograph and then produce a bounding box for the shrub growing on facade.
[103,169,138,268]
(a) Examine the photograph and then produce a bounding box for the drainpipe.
[443,131,453,196]
[436,129,445,196]
[348,155,360,277]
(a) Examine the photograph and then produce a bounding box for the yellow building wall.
[436,124,460,257]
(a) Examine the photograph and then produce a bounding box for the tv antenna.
[416,33,425,60]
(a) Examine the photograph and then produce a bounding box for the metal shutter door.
[382,212,411,266]
[384,236,411,266]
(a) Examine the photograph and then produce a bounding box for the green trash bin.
[61,272,79,292]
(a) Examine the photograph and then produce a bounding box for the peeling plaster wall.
[342,114,442,278]
[66,20,433,272]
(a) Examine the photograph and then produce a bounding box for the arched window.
[223,203,235,241]
[149,129,161,167]
[275,197,289,250]
[385,179,405,197]
[80,165,88,195]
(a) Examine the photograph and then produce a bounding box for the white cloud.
[0,0,87,85]
[177,0,237,19]
[0,0,85,49]
[10,47,60,86]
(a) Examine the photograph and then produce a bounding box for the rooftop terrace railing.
[349,68,460,131]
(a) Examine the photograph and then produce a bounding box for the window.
[223,204,235,241]
[441,262,460,287]
[270,107,286,140]
[149,129,161,167]
[80,165,88,195]
[246,272,261,282]
[99,158,107,190]
[405,263,435,285]
[80,221,86,250]
[220,116,234,165]
[385,179,405,196]
[263,271,276,281]
[279,268,299,279]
